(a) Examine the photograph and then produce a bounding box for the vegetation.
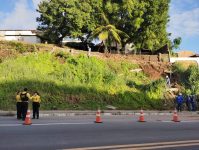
[172,37,182,50]
[172,62,199,95]
[37,0,170,52]
[0,41,167,110]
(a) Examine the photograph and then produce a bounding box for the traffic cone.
[23,110,32,125]
[138,109,146,122]
[95,109,102,123]
[172,109,180,122]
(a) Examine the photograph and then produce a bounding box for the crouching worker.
[16,91,22,119]
[20,88,31,121]
[31,92,41,119]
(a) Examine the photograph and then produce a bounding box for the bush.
[0,52,165,110]
[172,63,199,94]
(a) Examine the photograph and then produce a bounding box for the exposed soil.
[92,53,171,80]
[0,49,15,60]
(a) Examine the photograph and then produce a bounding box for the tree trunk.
[103,41,108,53]
[116,42,120,54]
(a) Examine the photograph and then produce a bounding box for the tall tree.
[37,0,171,53]
[133,0,170,52]
[37,0,101,44]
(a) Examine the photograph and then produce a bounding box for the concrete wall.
[170,57,199,65]
[0,30,41,44]
[139,54,169,62]
[4,36,41,43]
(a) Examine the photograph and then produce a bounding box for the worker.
[20,88,31,121]
[190,94,197,111]
[166,75,171,88]
[186,95,191,111]
[31,92,41,119]
[176,93,183,112]
[16,91,22,119]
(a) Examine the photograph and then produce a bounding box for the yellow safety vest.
[16,94,21,102]
[31,95,41,103]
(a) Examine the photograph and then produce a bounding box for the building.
[0,30,41,44]
[62,36,81,43]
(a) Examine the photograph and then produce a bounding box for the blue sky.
[0,0,198,53]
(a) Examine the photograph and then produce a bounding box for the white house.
[0,30,41,44]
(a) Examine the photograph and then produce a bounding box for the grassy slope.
[0,41,165,110]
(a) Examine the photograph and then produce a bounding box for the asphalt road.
[0,116,199,150]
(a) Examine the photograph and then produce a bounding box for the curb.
[0,110,198,117]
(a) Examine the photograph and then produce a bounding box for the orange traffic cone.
[95,109,102,123]
[138,109,146,122]
[23,110,32,125]
[172,109,180,122]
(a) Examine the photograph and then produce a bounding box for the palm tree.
[91,13,129,53]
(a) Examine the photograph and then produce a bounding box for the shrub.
[0,52,165,110]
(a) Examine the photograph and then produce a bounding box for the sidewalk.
[0,110,198,117]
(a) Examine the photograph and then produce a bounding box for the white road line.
[160,121,172,122]
[181,120,199,122]
[0,124,22,127]
[160,120,199,123]
[0,122,93,127]
[67,140,199,150]
[123,143,199,150]
[33,122,93,126]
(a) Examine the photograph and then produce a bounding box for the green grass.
[0,46,166,110]
[172,62,199,95]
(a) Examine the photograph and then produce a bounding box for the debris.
[106,105,116,110]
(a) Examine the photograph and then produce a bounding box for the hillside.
[0,41,172,110]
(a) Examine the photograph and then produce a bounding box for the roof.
[177,51,195,57]
[140,44,169,54]
[190,54,199,57]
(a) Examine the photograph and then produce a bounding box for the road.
[0,115,199,150]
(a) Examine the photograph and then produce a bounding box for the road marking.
[0,124,21,127]
[181,120,199,122]
[123,143,199,150]
[66,140,199,150]
[0,122,93,127]
[160,120,199,123]
[32,122,93,126]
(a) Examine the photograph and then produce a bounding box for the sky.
[0,0,198,53]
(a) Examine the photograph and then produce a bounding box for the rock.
[106,105,116,110]
[130,68,142,72]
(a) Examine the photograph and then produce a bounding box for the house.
[170,50,199,65]
[0,30,41,44]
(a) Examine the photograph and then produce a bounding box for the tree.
[132,0,171,52]
[37,0,70,44]
[172,37,182,50]
[97,0,143,50]
[187,65,199,94]
[92,24,128,52]
[91,13,129,52]
[96,0,170,52]
[37,0,171,53]
[37,0,101,44]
